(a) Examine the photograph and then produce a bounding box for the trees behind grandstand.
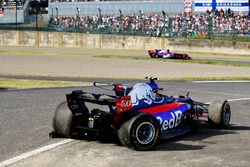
[29,0,48,14]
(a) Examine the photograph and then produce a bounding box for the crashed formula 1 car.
[148,49,192,60]
[51,77,231,151]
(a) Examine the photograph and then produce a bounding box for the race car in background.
[148,49,192,60]
[51,77,230,151]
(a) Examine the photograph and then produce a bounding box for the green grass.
[1,48,250,58]
[167,77,250,81]
[0,72,142,81]
[96,55,250,67]
[1,74,250,82]
[0,78,92,89]
[188,59,250,67]
[173,50,250,57]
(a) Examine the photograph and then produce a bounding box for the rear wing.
[67,91,117,106]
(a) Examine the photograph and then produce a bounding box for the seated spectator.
[48,8,250,37]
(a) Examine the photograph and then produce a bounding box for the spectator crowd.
[50,12,169,36]
[172,8,249,37]
[49,8,250,37]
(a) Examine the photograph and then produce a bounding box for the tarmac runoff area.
[0,47,250,166]
[0,83,250,167]
[0,46,250,79]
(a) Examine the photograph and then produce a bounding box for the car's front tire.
[208,99,231,128]
[118,113,160,151]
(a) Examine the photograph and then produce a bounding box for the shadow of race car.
[148,49,192,60]
[51,77,230,151]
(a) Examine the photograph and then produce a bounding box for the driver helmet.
[148,82,158,93]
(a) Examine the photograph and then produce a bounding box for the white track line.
[1,98,250,166]
[227,97,250,102]
[0,139,73,167]
[193,81,250,83]
[178,88,244,97]
[205,97,250,104]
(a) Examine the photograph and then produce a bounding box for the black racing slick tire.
[53,101,73,137]
[118,113,160,151]
[183,54,189,60]
[208,99,231,128]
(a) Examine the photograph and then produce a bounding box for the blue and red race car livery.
[148,49,192,60]
[51,77,231,151]
[127,82,190,131]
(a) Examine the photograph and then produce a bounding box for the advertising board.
[194,0,249,12]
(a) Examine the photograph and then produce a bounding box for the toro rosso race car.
[148,49,192,60]
[51,77,231,151]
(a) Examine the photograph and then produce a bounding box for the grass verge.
[173,50,250,57]
[1,73,250,82]
[196,35,250,43]
[165,77,250,81]
[1,48,250,58]
[0,78,91,89]
[96,55,250,67]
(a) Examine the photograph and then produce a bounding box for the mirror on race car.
[145,76,159,82]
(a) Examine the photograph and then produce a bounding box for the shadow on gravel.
[156,141,205,151]
[155,130,230,151]
[155,123,250,151]
[228,125,250,131]
[0,88,8,92]
[50,123,250,151]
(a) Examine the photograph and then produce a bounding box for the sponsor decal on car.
[156,110,183,130]
[116,96,132,113]
[129,83,164,106]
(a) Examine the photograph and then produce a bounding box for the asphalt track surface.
[0,81,250,167]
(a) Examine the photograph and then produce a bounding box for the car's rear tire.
[183,54,189,60]
[208,99,231,128]
[118,113,160,151]
[53,101,73,137]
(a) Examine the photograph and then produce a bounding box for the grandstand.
[0,0,249,37]
[48,0,184,17]
[0,0,184,25]
[1,0,24,10]
[0,0,30,24]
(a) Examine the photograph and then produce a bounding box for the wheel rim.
[135,122,155,145]
[223,103,231,125]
